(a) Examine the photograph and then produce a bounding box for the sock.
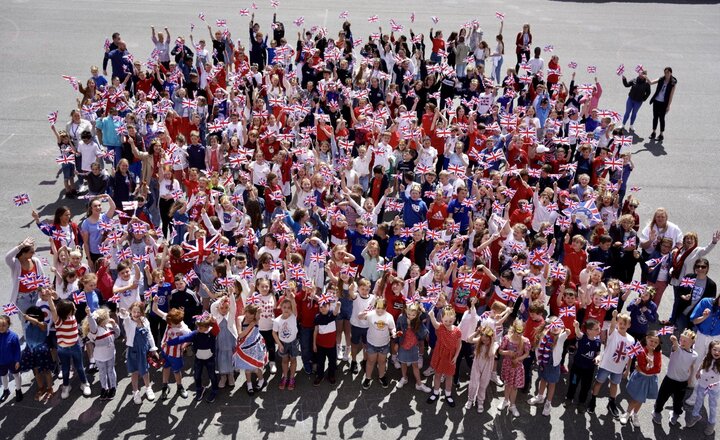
[434,388,440,395]
[445,390,452,397]
[247,382,253,390]
[1,375,8,389]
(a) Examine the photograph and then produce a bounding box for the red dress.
[430,325,462,375]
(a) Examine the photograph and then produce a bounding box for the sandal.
[35,388,46,401]
[288,378,296,391]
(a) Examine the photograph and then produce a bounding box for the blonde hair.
[81,308,110,337]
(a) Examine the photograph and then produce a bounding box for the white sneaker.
[542,401,552,416]
[423,367,435,377]
[669,412,680,426]
[620,411,631,425]
[509,405,520,417]
[528,395,545,405]
[465,401,473,410]
[270,362,277,374]
[491,374,504,387]
[219,375,227,389]
[397,377,408,389]
[341,347,349,362]
[61,385,71,399]
[133,390,142,404]
[497,399,510,411]
[685,395,696,406]
[477,404,484,414]
[631,413,641,427]
[393,358,401,369]
[257,378,265,389]
[415,383,431,393]
[81,383,91,397]
[145,387,155,401]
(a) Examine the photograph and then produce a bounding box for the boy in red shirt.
[313,294,341,385]
[563,234,588,286]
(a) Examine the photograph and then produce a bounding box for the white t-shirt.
[78,141,102,171]
[114,274,142,311]
[365,310,396,347]
[251,161,271,185]
[350,294,375,328]
[257,293,276,331]
[273,313,299,343]
[599,328,635,374]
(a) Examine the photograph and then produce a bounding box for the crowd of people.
[1,8,717,436]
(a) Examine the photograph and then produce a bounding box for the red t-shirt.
[427,202,449,230]
[563,244,587,285]
[296,290,319,328]
[584,303,607,327]
[524,316,545,345]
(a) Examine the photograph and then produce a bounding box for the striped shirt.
[55,315,79,347]
[161,323,190,358]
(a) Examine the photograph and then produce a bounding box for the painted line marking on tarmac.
[0,134,15,147]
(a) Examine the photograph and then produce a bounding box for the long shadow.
[632,139,667,157]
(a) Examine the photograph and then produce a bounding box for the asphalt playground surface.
[1,0,719,439]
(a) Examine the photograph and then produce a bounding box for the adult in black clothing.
[272,13,285,47]
[249,14,268,70]
[102,32,120,76]
[620,70,651,131]
[648,67,677,142]
[109,158,138,208]
[671,258,717,332]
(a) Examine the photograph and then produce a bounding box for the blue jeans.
[299,326,314,372]
[493,57,504,83]
[58,343,88,386]
[16,290,38,333]
[623,97,643,125]
[692,383,719,424]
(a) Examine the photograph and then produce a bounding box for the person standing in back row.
[649,67,677,142]
[621,70,651,133]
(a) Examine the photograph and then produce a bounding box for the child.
[151,299,190,400]
[587,310,635,417]
[313,291,342,386]
[83,307,120,400]
[652,330,698,426]
[234,304,267,396]
[272,295,300,390]
[0,315,23,402]
[359,298,397,389]
[565,319,602,407]
[113,260,142,313]
[19,307,54,401]
[211,295,238,390]
[621,331,662,426]
[686,340,720,436]
[528,318,571,416]
[465,324,498,413]
[394,302,429,389]
[349,278,375,374]
[254,278,278,374]
[166,312,220,403]
[625,287,658,343]
[45,291,91,399]
[120,301,158,404]
[497,319,531,417]
[426,305,462,407]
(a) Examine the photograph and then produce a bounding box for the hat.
[567,108,578,116]
[536,145,550,154]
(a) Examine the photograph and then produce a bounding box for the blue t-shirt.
[80,213,111,254]
[346,230,370,266]
[447,198,471,232]
[690,298,720,337]
[187,144,206,170]
[96,116,122,147]
[574,334,602,370]
[150,282,173,317]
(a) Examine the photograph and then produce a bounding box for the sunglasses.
[696,265,708,269]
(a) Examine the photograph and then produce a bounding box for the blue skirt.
[539,363,561,384]
[126,326,151,375]
[626,371,659,403]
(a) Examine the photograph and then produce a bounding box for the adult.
[109,158,138,209]
[686,279,720,407]
[514,24,532,72]
[80,195,117,270]
[65,109,94,148]
[102,32,121,76]
[5,237,45,330]
[673,258,716,334]
[31,207,82,251]
[490,22,505,83]
[95,107,124,166]
[104,40,133,82]
[150,26,171,69]
[620,70,651,132]
[649,67,677,142]
[638,207,683,252]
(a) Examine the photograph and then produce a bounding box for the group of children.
[0,8,717,438]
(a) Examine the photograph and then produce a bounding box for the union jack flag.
[447,164,466,176]
[182,234,221,264]
[340,265,358,277]
[239,267,254,280]
[2,303,19,316]
[550,265,567,280]
[48,111,58,126]
[600,296,619,310]
[568,61,577,69]
[626,342,644,358]
[586,65,597,74]
[680,277,696,288]
[559,306,576,318]
[317,293,336,306]
[616,64,625,76]
[184,269,198,284]
[499,288,519,302]
[72,291,87,305]
[367,15,379,23]
[13,193,30,207]
[657,326,674,336]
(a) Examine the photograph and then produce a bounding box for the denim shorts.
[351,325,368,345]
[366,343,390,355]
[278,339,301,358]
[61,163,75,180]
[595,367,623,385]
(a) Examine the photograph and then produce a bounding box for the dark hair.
[53,206,71,225]
[56,299,75,321]
[664,67,673,73]
[695,258,710,270]
[584,319,600,331]
[24,305,44,321]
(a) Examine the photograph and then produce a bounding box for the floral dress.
[499,335,530,388]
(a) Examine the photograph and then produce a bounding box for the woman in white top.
[491,22,505,82]
[158,169,182,238]
[639,208,683,251]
